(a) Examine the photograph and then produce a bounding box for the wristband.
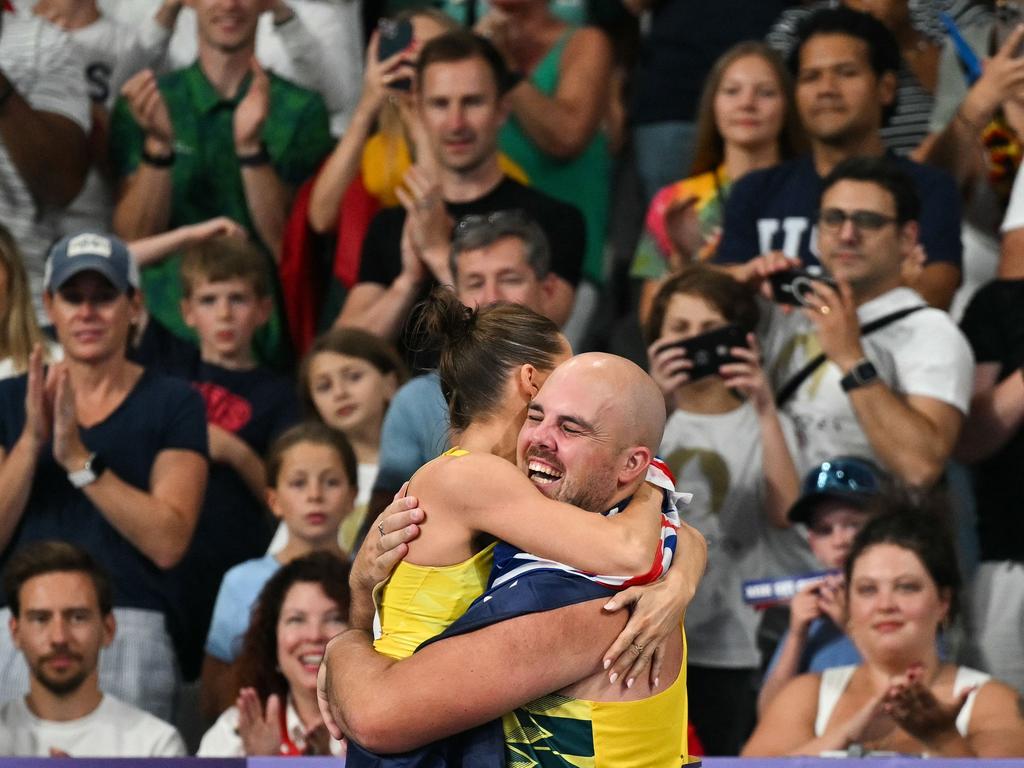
[141,147,175,167]
[237,142,271,167]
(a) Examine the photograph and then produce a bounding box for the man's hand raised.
[121,70,174,155]
[234,58,270,156]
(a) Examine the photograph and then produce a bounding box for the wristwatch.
[68,452,107,489]
[840,359,879,392]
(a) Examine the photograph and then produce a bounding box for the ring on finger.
[630,642,644,656]
[378,521,385,537]
[819,305,831,316]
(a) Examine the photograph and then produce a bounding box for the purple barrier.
[2,758,1021,766]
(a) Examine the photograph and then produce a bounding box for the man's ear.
[617,445,653,486]
[897,220,919,260]
[8,613,19,650]
[382,371,399,405]
[101,612,116,649]
[877,70,897,108]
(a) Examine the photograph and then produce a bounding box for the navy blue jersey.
[716,154,962,270]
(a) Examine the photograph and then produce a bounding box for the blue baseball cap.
[44,232,140,294]
[788,456,885,525]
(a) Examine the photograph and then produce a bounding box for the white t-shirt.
[0,693,185,757]
[761,287,975,476]
[0,13,91,318]
[661,401,814,667]
[198,697,344,757]
[56,13,173,235]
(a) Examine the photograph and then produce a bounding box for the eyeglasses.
[454,209,532,233]
[818,208,899,233]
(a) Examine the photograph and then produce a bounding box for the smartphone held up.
[378,17,415,91]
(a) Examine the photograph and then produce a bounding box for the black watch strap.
[840,359,879,392]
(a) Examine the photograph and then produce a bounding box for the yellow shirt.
[503,629,690,768]
[373,448,495,660]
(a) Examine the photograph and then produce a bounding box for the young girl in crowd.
[633,41,803,321]
[645,265,812,755]
[201,422,357,720]
[0,223,58,379]
[198,552,350,756]
[268,328,407,554]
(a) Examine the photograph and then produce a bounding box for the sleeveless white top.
[815,664,991,739]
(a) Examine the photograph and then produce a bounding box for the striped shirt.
[0,12,90,318]
[767,0,991,156]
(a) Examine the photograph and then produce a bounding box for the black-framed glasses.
[818,208,899,233]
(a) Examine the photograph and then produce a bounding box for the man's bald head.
[517,353,666,511]
[548,353,666,450]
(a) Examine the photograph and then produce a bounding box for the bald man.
[324,354,695,767]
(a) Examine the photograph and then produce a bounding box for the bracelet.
[141,147,175,167]
[237,142,271,167]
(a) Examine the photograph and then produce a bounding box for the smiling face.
[276,581,348,697]
[308,352,397,440]
[517,363,630,513]
[418,56,508,175]
[187,0,267,54]
[796,34,894,146]
[817,178,914,298]
[182,277,269,367]
[268,441,356,548]
[714,54,786,153]
[44,272,139,365]
[10,571,113,698]
[847,542,950,661]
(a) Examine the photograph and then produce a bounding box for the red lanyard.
[278,701,303,756]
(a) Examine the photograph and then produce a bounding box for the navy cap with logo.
[787,456,885,526]
[43,233,140,295]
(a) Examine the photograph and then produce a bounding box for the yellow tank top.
[503,629,691,768]
[373,448,496,660]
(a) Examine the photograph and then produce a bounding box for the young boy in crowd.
[757,457,885,714]
[169,237,300,682]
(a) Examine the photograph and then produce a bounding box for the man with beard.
[0,541,185,756]
[321,354,699,767]
[716,6,962,310]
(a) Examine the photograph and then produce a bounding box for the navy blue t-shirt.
[0,369,208,617]
[715,154,962,270]
[172,361,300,679]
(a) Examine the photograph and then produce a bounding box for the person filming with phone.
[742,155,974,491]
[644,265,808,754]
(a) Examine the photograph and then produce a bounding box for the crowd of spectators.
[1,0,1024,759]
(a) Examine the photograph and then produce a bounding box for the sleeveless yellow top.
[503,629,690,768]
[373,448,496,661]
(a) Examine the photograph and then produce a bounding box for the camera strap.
[774,304,926,408]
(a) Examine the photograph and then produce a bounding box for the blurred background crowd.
[1,0,1024,758]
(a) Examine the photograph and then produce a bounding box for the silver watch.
[68,452,106,489]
